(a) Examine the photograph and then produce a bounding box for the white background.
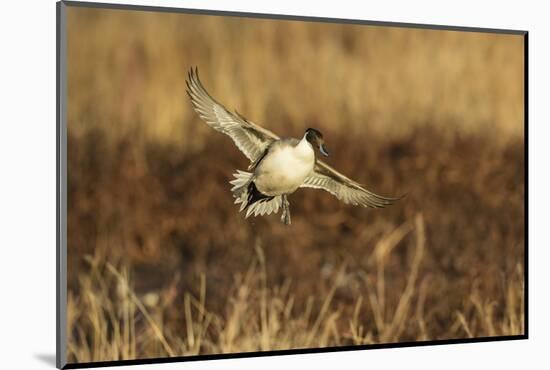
[0,0,547,369]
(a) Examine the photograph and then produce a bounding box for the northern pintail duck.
[186,67,401,225]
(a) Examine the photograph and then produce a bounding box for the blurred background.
[66,5,525,363]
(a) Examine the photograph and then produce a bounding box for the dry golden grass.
[67,7,524,144]
[65,5,525,364]
[67,215,523,362]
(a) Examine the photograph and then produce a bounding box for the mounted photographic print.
[56,1,527,368]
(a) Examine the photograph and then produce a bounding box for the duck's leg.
[280,195,291,225]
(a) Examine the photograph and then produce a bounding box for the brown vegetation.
[66,5,525,363]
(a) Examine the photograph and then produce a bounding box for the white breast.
[254,139,315,196]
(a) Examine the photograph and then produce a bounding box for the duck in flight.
[186,67,402,225]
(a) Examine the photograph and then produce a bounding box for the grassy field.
[66,6,525,363]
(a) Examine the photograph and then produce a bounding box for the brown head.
[305,128,329,157]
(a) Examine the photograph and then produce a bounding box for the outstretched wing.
[186,67,279,162]
[301,160,403,208]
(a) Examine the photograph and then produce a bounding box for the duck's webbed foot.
[280,195,291,225]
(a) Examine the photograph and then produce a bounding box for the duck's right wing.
[186,67,279,163]
[300,160,403,208]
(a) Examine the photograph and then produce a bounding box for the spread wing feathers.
[242,196,283,218]
[300,160,402,208]
[229,170,283,218]
[186,67,279,162]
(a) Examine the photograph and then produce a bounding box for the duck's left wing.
[300,160,403,208]
[186,67,279,162]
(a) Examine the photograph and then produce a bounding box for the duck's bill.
[320,144,329,157]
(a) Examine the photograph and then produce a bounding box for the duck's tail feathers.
[229,170,251,188]
[230,170,283,218]
[229,170,252,202]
